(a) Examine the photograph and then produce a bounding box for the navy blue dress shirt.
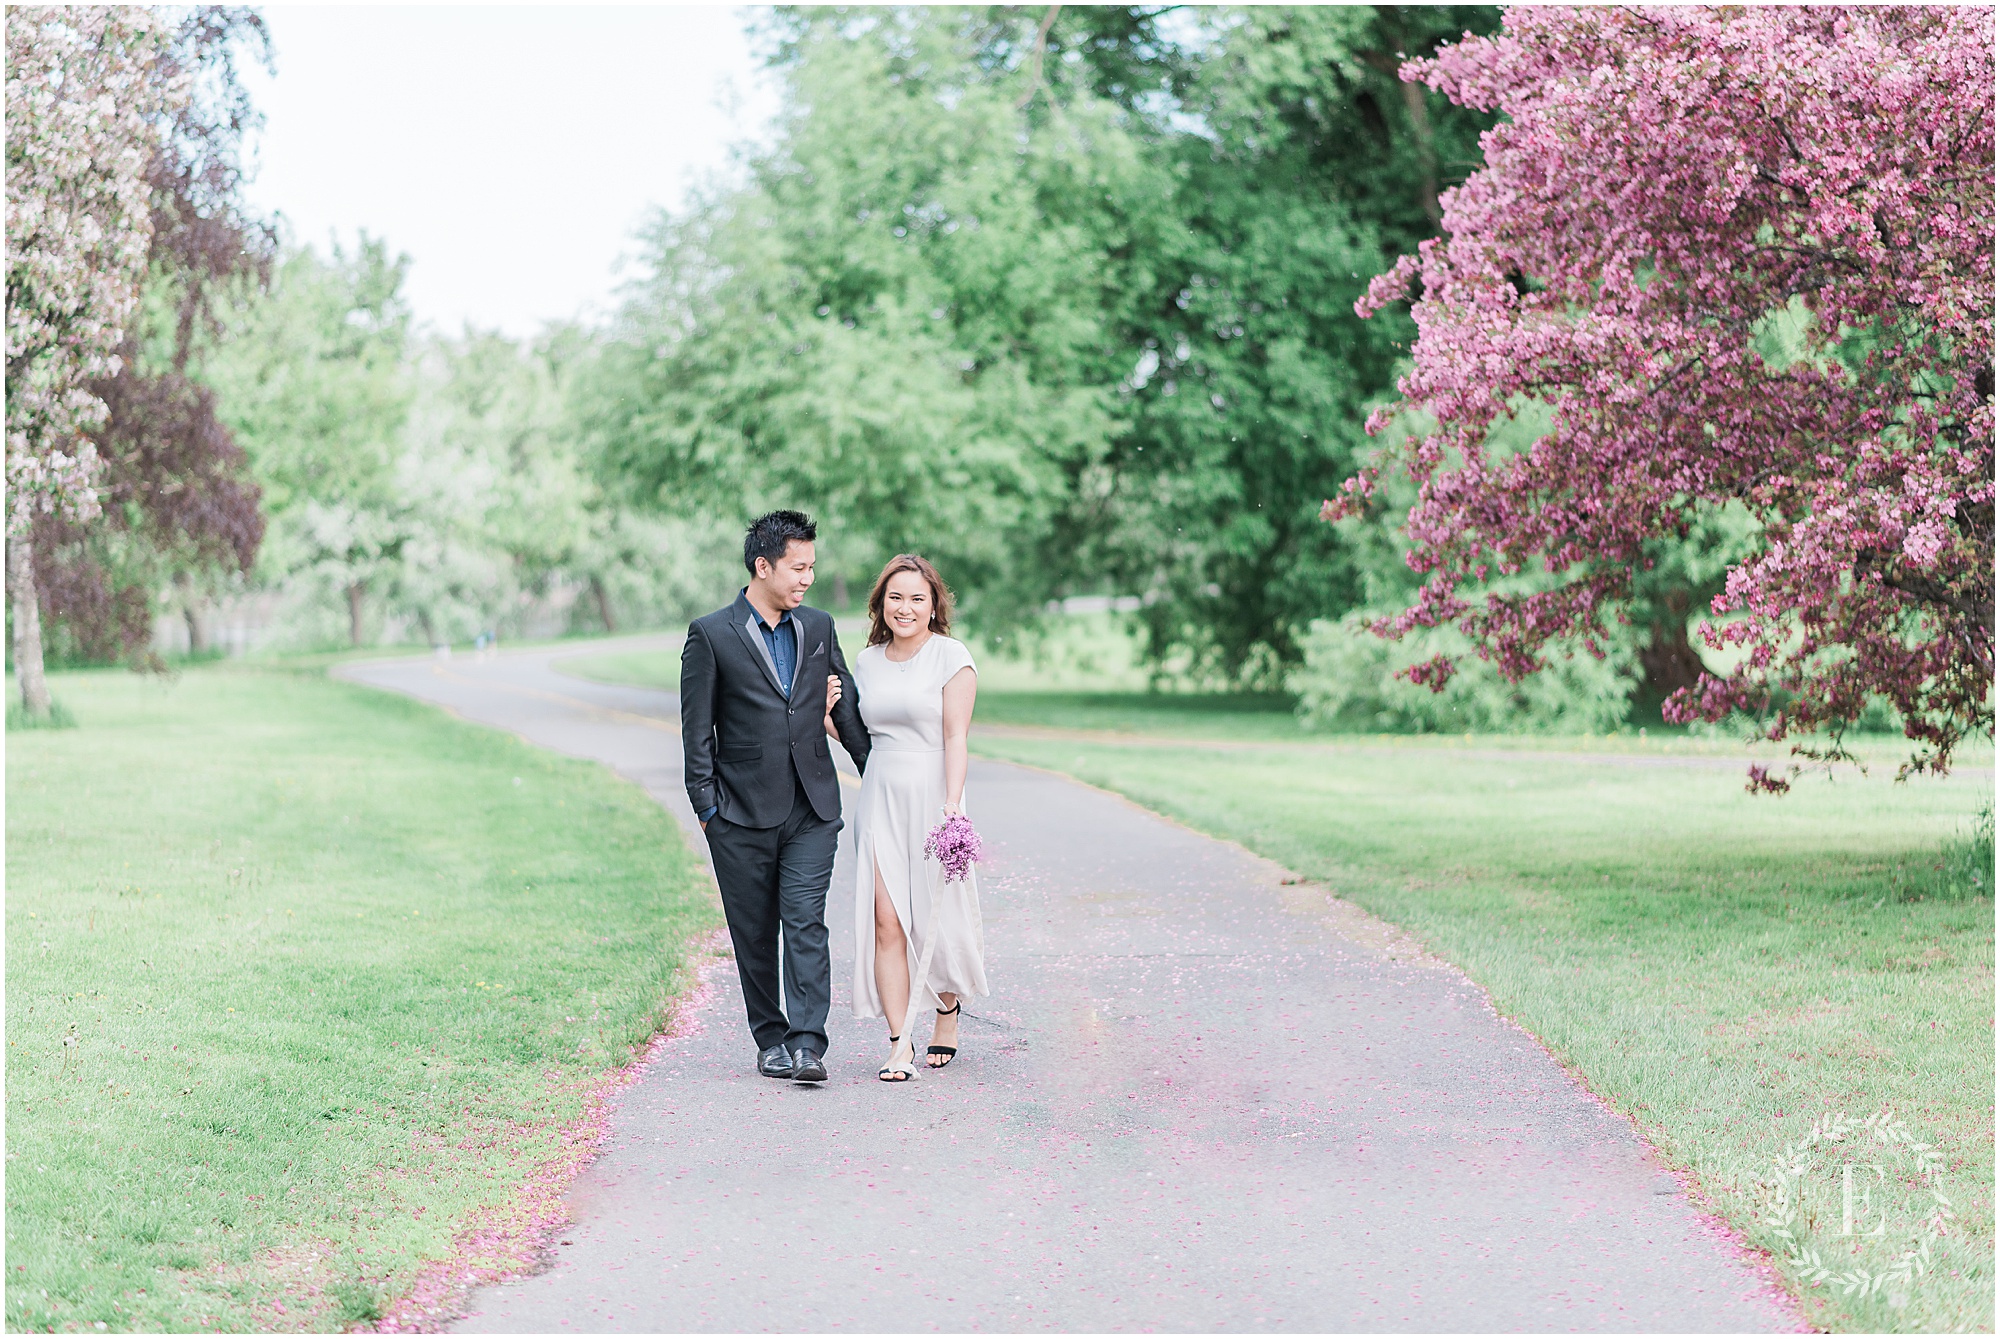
[758,606,797,696]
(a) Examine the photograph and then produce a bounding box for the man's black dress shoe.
[758,1044,795,1078]
[789,1048,828,1083]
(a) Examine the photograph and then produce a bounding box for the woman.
[824,553,985,1082]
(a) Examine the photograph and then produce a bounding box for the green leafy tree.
[198,236,412,645]
[583,6,1498,677]
[200,249,735,649]
[581,7,1172,621]
[1083,6,1500,684]
[398,327,736,643]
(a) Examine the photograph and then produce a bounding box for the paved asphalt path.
[339,638,1798,1333]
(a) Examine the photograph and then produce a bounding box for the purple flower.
[924,813,982,882]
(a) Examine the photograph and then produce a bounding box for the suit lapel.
[734,607,786,697]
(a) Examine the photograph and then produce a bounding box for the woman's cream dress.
[850,633,988,1021]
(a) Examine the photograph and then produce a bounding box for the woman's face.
[882,569,933,642]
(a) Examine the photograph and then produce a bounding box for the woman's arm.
[823,673,843,741]
[941,665,976,812]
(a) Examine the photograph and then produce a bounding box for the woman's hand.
[823,673,842,740]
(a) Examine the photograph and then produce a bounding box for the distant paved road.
[339,640,1800,1333]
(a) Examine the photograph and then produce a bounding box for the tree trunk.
[1398,75,1443,232]
[346,580,367,648]
[175,572,208,653]
[1364,12,1444,232]
[833,572,850,611]
[1637,592,1709,701]
[589,573,617,633]
[9,532,52,716]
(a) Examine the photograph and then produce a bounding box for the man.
[681,510,869,1082]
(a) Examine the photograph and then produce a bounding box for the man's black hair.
[743,509,817,575]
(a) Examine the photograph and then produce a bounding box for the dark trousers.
[704,779,840,1056]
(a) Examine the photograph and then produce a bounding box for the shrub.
[1915,801,1995,902]
[1291,610,1637,734]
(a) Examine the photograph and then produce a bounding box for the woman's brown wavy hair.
[865,553,953,647]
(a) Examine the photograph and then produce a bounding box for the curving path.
[339,638,1800,1333]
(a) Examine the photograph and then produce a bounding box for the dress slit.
[866,827,915,940]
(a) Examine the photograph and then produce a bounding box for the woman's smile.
[881,568,934,645]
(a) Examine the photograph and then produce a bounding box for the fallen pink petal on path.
[371,929,731,1333]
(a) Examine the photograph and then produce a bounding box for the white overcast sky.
[240,5,780,338]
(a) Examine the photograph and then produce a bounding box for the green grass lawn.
[971,717,1992,1333]
[6,665,718,1332]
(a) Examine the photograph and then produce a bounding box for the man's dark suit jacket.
[681,592,869,828]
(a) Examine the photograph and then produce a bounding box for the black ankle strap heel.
[928,1002,961,1067]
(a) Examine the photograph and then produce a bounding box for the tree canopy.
[5,7,179,530]
[584,5,1499,681]
[7,6,271,689]
[1339,5,1993,779]
[12,3,1987,770]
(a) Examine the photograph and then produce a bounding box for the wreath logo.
[1753,1109,1954,1301]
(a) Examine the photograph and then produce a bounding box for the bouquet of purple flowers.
[924,812,982,882]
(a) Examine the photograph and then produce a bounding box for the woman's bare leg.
[873,864,910,1050]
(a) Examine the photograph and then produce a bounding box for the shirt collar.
[738,589,795,633]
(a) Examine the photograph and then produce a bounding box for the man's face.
[754,539,816,608]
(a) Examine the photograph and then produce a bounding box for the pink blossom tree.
[6,7,182,713]
[1334,6,1993,787]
